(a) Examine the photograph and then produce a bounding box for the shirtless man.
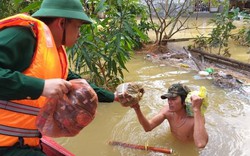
[131,83,208,148]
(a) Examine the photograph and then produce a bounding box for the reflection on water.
[57,54,250,156]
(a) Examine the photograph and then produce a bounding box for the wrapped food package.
[185,86,208,116]
[36,79,98,137]
[116,82,144,107]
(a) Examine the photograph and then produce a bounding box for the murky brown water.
[55,54,250,156]
[150,16,250,63]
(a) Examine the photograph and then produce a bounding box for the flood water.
[53,16,250,156]
[150,16,250,63]
[55,53,250,156]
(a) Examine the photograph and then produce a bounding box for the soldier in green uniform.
[0,0,118,155]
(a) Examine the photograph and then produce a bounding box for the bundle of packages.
[116,82,144,107]
[185,86,208,116]
[36,79,98,137]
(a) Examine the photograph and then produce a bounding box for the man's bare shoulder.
[159,105,172,118]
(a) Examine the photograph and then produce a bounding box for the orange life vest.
[0,14,68,146]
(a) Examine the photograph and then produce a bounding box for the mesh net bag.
[115,82,144,107]
[36,79,98,137]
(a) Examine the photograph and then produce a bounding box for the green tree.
[208,2,238,55]
[192,1,240,57]
[0,0,35,19]
[68,0,150,90]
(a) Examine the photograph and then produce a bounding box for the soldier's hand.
[42,79,72,99]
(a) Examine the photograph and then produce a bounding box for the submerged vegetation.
[191,1,250,58]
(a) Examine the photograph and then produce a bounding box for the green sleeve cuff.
[67,69,81,80]
[89,82,115,102]
[67,69,115,102]
[21,75,44,99]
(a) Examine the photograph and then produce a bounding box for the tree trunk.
[189,48,250,72]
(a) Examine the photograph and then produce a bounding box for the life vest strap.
[0,100,40,116]
[0,124,41,137]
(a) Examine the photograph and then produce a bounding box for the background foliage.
[1,0,250,89]
[0,0,150,90]
[68,0,150,90]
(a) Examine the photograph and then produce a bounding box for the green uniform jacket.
[0,27,114,102]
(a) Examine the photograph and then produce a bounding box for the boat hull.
[41,136,74,156]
